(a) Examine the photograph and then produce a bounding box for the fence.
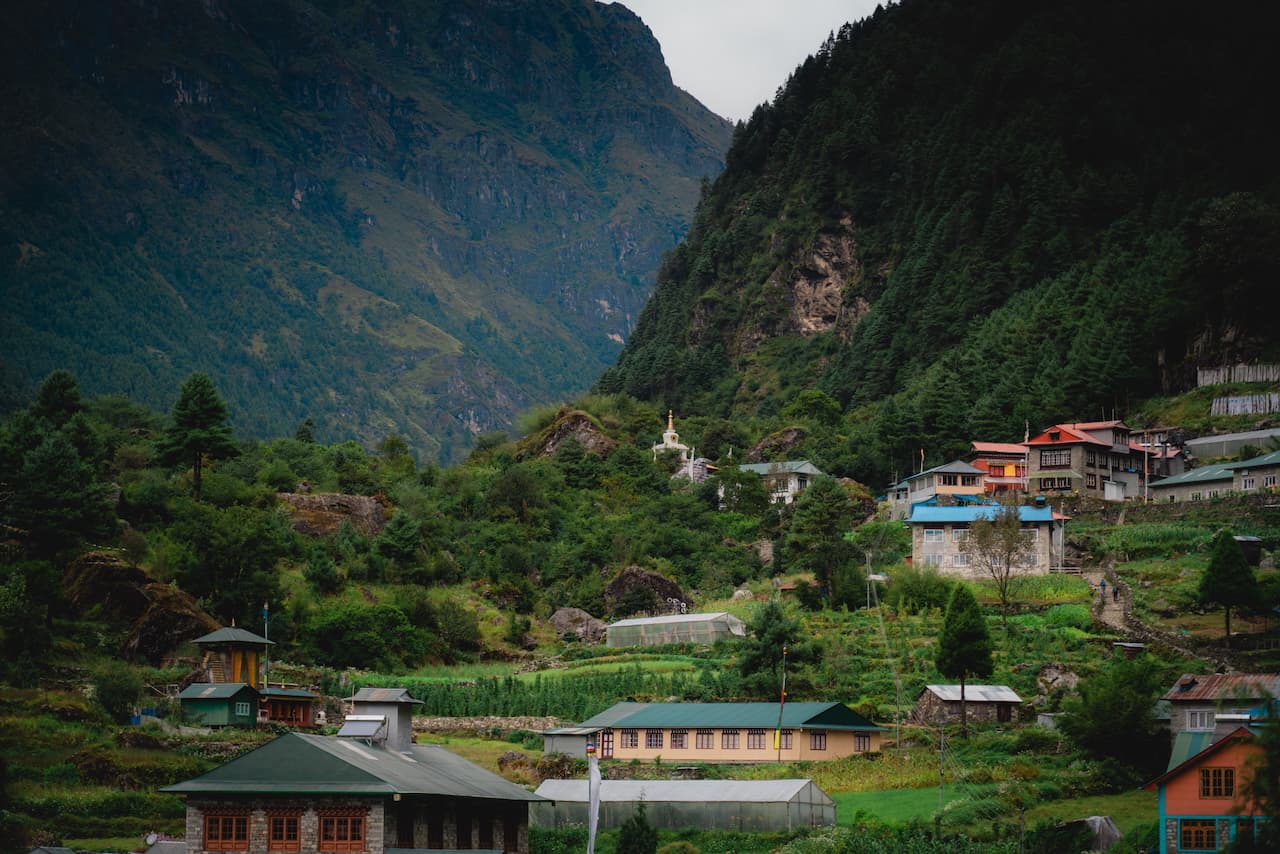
[1198,364,1280,386]
[1211,394,1280,416]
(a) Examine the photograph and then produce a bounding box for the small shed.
[531,779,835,832]
[259,686,318,727]
[179,682,259,727]
[910,684,1022,725]
[606,612,746,647]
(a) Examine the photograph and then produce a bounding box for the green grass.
[1022,789,1156,835]
[835,784,995,824]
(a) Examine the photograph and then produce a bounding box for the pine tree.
[936,583,993,736]
[1199,531,1259,649]
[158,373,238,503]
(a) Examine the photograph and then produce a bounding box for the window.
[961,475,980,487]
[645,730,663,749]
[924,554,943,566]
[1020,529,1038,543]
[1191,492,1203,501]
[1243,477,1256,490]
[778,729,793,750]
[747,729,767,749]
[1085,450,1097,468]
[951,554,969,567]
[670,730,687,749]
[1180,819,1216,850]
[939,474,958,486]
[320,814,366,853]
[809,730,827,751]
[952,528,969,543]
[1187,710,1213,730]
[1086,474,1097,489]
[1265,475,1277,488]
[205,814,250,851]
[1200,767,1235,798]
[268,815,301,852]
[620,729,639,749]
[1040,449,1071,468]
[924,528,944,542]
[696,729,714,749]
[721,729,740,749]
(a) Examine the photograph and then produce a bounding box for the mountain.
[600,0,1280,485]
[0,0,731,462]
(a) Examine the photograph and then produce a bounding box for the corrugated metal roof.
[1026,424,1111,447]
[260,687,316,699]
[575,702,881,731]
[737,461,824,476]
[906,460,985,481]
[1150,464,1235,487]
[1228,449,1280,469]
[1161,673,1280,702]
[1145,728,1256,789]
[971,442,1028,455]
[922,685,1021,703]
[907,505,1055,524]
[609,612,741,628]
[163,732,543,801]
[178,682,259,700]
[349,687,423,704]
[192,626,273,646]
[534,779,829,804]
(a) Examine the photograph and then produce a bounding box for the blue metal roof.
[907,505,1055,523]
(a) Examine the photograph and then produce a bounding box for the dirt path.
[1083,569,1126,630]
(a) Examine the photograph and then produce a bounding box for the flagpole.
[586,742,601,854]
[774,645,788,761]
[262,601,269,688]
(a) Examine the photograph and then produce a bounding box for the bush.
[1044,603,1091,630]
[617,802,658,854]
[886,565,954,613]
[93,662,143,723]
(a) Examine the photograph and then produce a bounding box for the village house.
[1231,448,1280,494]
[965,442,1029,495]
[906,500,1066,576]
[886,460,986,519]
[1161,673,1280,742]
[910,684,1023,725]
[542,701,882,761]
[164,687,543,853]
[1144,726,1269,853]
[178,682,260,728]
[737,460,825,504]
[1024,421,1154,501]
[179,625,318,728]
[1150,463,1237,503]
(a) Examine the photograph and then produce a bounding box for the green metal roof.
[260,687,317,699]
[1150,463,1235,487]
[737,460,824,476]
[576,702,881,732]
[178,682,259,700]
[192,626,273,646]
[163,732,543,802]
[1165,730,1217,772]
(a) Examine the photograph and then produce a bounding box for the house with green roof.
[735,460,824,504]
[178,682,260,728]
[1149,463,1237,503]
[164,690,543,853]
[543,701,882,761]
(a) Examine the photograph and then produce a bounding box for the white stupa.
[652,410,690,462]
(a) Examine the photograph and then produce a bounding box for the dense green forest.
[0,0,730,462]
[601,0,1280,486]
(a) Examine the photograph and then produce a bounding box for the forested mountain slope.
[0,0,730,462]
[600,0,1280,485]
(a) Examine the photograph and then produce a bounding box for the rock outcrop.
[550,607,607,643]
[277,492,387,537]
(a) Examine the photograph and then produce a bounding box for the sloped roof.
[1150,463,1235,488]
[260,687,317,700]
[608,612,743,628]
[163,732,542,801]
[192,626,273,646]
[906,460,984,481]
[907,505,1056,524]
[970,442,1029,455]
[573,701,881,732]
[1165,730,1221,772]
[921,685,1021,703]
[1026,424,1110,447]
[1144,727,1255,790]
[1228,449,1280,469]
[1161,673,1280,702]
[349,687,423,704]
[179,682,259,700]
[737,460,825,476]
[534,778,831,805]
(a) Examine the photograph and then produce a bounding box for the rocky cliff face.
[0,0,731,460]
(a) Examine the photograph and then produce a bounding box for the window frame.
[695,729,714,749]
[1187,710,1213,730]
[1179,819,1217,851]
[721,729,740,749]
[267,813,302,853]
[923,528,944,543]
[747,729,767,750]
[645,729,663,750]
[204,813,251,852]
[778,729,793,750]
[1039,449,1072,469]
[809,730,828,751]
[670,729,687,750]
[234,701,251,717]
[620,728,639,749]
[319,812,367,853]
[854,732,871,752]
[1199,767,1235,799]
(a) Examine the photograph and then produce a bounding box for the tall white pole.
[587,743,601,854]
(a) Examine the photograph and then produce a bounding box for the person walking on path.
[1100,578,1107,601]
[1112,585,1119,603]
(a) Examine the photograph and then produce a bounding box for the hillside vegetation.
[0,0,731,462]
[601,0,1280,487]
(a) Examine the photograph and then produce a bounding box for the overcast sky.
[616,0,883,122]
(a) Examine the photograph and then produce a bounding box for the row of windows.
[205,813,363,853]
[936,474,982,487]
[615,728,832,751]
[921,529,1039,543]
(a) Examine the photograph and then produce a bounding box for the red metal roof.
[1025,424,1110,446]
[1161,673,1280,703]
[1071,420,1126,430]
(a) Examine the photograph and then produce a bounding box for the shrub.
[1044,604,1091,630]
[886,565,954,613]
[93,662,143,723]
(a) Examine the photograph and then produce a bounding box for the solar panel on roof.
[338,718,386,738]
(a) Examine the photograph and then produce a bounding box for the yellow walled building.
[543,702,883,762]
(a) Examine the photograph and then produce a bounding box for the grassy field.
[835,784,994,824]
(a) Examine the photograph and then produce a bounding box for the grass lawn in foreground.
[1023,789,1156,835]
[834,784,996,824]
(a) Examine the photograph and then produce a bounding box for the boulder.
[604,566,687,613]
[277,491,387,537]
[550,607,606,643]
[526,410,618,459]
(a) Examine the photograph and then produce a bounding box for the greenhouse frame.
[605,612,746,647]
[531,779,835,832]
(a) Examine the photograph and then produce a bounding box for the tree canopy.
[936,583,994,736]
[1198,531,1259,648]
[157,373,239,503]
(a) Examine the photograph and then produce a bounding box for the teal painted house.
[179,682,259,727]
